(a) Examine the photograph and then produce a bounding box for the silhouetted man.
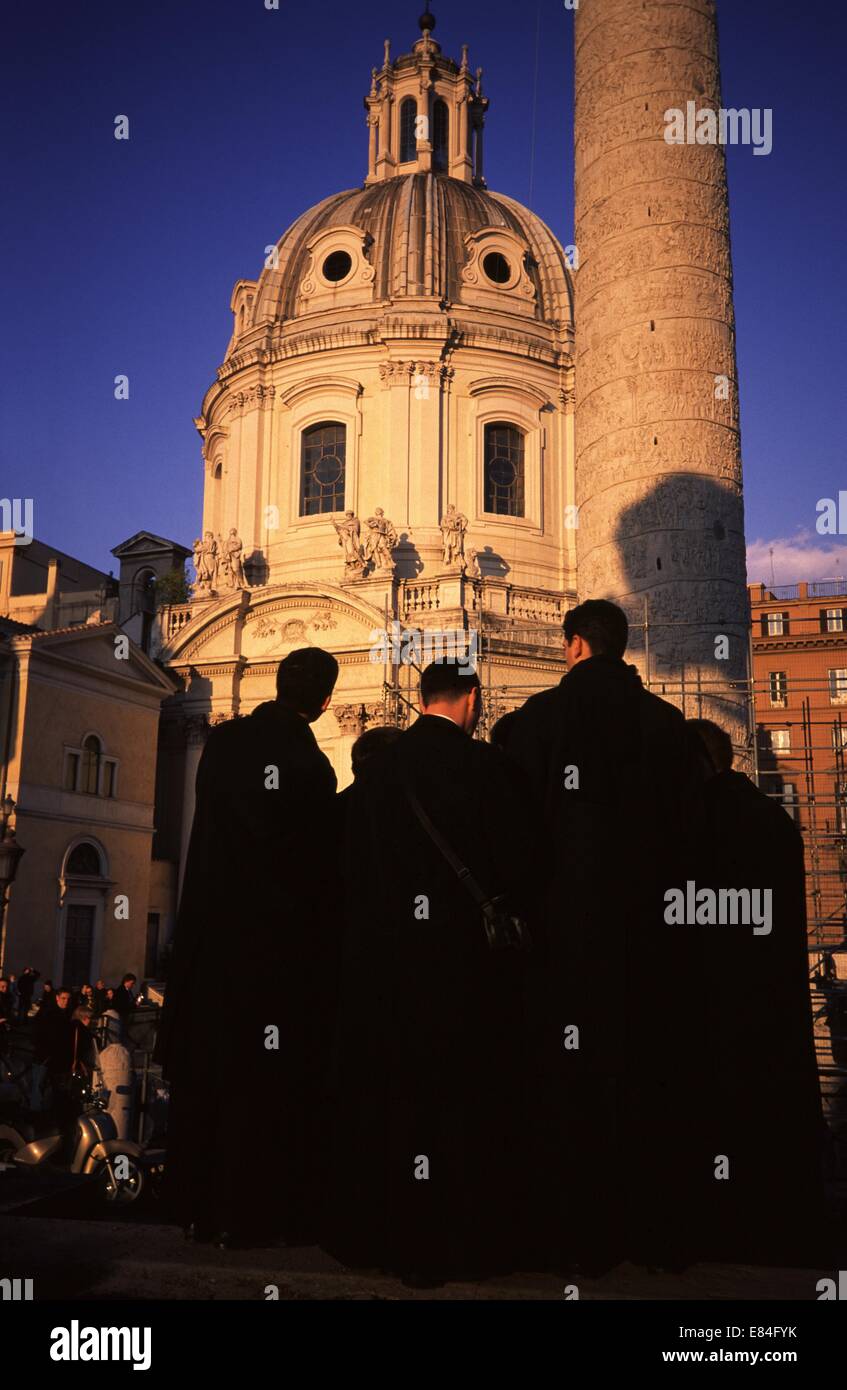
[327,661,540,1282]
[157,647,340,1247]
[686,718,824,1261]
[112,973,137,1018]
[506,599,700,1271]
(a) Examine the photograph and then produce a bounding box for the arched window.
[433,99,449,172]
[133,569,156,615]
[400,98,418,163]
[81,735,102,795]
[300,422,347,516]
[66,841,103,876]
[484,424,526,517]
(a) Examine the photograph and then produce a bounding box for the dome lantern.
[364,12,488,186]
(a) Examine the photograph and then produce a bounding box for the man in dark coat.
[326,661,541,1282]
[157,647,340,1246]
[685,718,824,1263]
[505,599,702,1271]
[111,973,137,1020]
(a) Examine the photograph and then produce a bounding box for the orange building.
[749,580,847,955]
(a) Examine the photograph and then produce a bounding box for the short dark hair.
[563,599,628,659]
[351,725,402,775]
[276,648,339,717]
[686,718,734,774]
[420,661,481,707]
[122,973,137,986]
[489,710,519,750]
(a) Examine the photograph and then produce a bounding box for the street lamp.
[0,795,25,976]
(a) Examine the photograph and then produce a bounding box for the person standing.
[685,718,824,1262]
[505,599,701,1272]
[157,647,340,1248]
[327,661,540,1282]
[112,974,137,1019]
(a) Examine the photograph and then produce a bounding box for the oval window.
[483,251,511,285]
[322,250,353,283]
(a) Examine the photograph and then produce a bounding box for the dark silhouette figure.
[157,647,340,1247]
[506,599,701,1272]
[685,718,825,1262]
[326,662,540,1282]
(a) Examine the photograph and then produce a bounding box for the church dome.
[248,174,573,331]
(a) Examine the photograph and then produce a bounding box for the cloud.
[746,528,847,587]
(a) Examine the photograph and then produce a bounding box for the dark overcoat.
[506,656,705,1267]
[157,700,338,1240]
[326,714,541,1278]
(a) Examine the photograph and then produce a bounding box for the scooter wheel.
[95,1155,145,1204]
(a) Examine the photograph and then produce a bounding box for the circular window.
[483,251,512,285]
[322,250,353,283]
[314,454,344,486]
[488,457,517,487]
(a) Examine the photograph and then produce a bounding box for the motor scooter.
[0,1080,150,1203]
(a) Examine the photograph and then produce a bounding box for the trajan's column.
[573,0,749,749]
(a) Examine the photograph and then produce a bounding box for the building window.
[484,423,525,517]
[829,669,847,705]
[768,671,788,707]
[833,722,847,751]
[300,422,346,517]
[400,98,417,162]
[781,782,798,821]
[64,751,80,792]
[103,761,117,799]
[81,735,102,795]
[837,782,847,835]
[66,841,103,877]
[823,608,845,632]
[771,729,791,753]
[763,611,788,636]
[433,99,449,171]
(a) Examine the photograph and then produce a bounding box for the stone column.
[574,0,749,748]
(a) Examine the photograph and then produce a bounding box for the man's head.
[0,978,8,993]
[420,661,481,735]
[686,718,734,779]
[562,599,629,669]
[56,989,71,1010]
[95,978,105,990]
[276,648,339,722]
[73,1006,93,1028]
[121,973,137,989]
[350,725,402,778]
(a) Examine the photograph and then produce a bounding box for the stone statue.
[440,504,468,568]
[215,533,232,591]
[226,528,248,590]
[364,508,397,574]
[334,510,365,578]
[463,546,481,580]
[193,531,218,595]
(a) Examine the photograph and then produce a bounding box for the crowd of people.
[0,970,139,1025]
[0,971,140,1121]
[157,600,825,1282]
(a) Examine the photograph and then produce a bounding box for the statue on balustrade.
[333,510,365,579]
[192,531,218,597]
[363,508,397,574]
[440,504,468,568]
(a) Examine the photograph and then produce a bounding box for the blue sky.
[1,0,844,586]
